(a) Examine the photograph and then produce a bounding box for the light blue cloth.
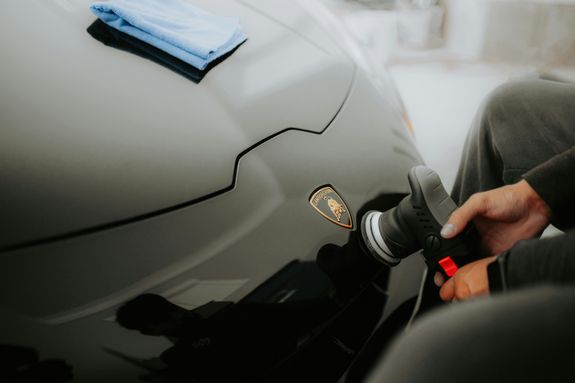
[90,0,246,70]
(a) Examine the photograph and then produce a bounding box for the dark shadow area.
[0,344,73,383]
[115,291,338,382]
[344,271,447,383]
[345,295,418,383]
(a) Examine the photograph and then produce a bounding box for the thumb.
[441,194,485,239]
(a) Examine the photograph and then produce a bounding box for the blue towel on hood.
[90,0,247,70]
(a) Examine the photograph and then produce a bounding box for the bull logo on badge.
[309,186,353,229]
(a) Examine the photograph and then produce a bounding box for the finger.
[434,272,445,287]
[441,193,485,238]
[439,278,455,301]
[454,282,471,301]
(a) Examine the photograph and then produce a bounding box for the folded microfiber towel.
[90,0,247,70]
[87,19,243,83]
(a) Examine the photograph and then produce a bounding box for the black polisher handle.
[406,166,482,277]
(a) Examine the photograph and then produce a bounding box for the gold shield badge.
[309,186,353,229]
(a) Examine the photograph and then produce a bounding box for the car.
[0,0,425,381]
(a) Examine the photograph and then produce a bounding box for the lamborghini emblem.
[309,186,353,229]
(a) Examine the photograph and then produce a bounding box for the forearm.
[523,146,575,229]
[500,229,575,289]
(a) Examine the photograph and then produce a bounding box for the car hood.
[0,0,354,249]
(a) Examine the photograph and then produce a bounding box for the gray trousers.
[452,78,575,206]
[368,79,575,382]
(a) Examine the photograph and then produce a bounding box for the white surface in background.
[443,0,575,65]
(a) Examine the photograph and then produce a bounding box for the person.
[367,79,575,382]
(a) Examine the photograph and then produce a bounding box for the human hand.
[436,256,497,301]
[440,180,551,257]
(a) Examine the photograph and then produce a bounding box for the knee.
[484,79,536,109]
[368,288,575,383]
[366,306,479,382]
[483,80,536,123]
[366,300,505,383]
[472,79,545,141]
